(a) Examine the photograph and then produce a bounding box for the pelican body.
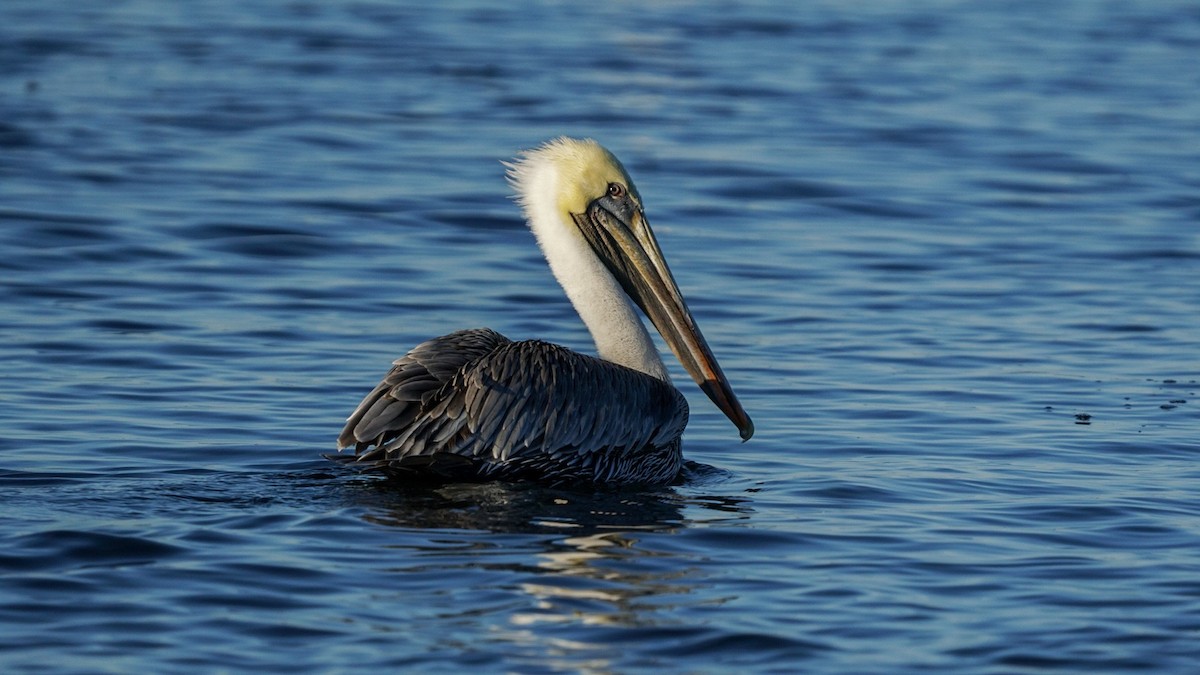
[336,138,752,486]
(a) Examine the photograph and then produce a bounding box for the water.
[2,0,1199,672]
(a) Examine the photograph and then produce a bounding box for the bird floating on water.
[334,137,752,486]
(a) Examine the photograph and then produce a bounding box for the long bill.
[576,204,754,441]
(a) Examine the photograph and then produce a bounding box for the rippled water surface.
[3,1,1199,672]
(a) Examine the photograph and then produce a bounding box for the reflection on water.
[345,472,756,669]
[351,462,750,533]
[358,479,677,533]
[507,531,683,673]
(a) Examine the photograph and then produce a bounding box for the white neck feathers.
[506,151,670,382]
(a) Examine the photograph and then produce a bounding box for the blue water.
[3,0,1199,672]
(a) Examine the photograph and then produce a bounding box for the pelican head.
[506,137,753,442]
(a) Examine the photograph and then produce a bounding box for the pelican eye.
[606,182,625,199]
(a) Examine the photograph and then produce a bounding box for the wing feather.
[336,334,688,484]
[337,328,509,450]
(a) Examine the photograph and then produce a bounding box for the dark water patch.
[427,211,525,231]
[517,109,667,128]
[646,627,830,662]
[1009,502,1131,524]
[292,29,385,56]
[0,530,185,573]
[802,482,907,505]
[0,35,107,66]
[1097,247,1200,261]
[346,479,693,535]
[139,106,304,135]
[208,233,330,259]
[667,160,780,179]
[974,195,1085,211]
[270,283,365,304]
[431,62,506,80]
[997,651,1153,672]
[0,208,115,228]
[68,168,127,185]
[974,176,1106,195]
[71,243,186,265]
[154,336,267,362]
[699,82,795,101]
[499,292,564,307]
[188,222,312,240]
[0,469,92,487]
[439,190,511,208]
[998,151,1138,177]
[0,121,37,148]
[87,318,183,333]
[682,14,844,40]
[184,221,332,258]
[287,129,370,150]
[1,281,105,302]
[494,93,553,111]
[867,124,965,150]
[821,197,932,219]
[861,260,942,273]
[1068,322,1161,333]
[287,197,401,215]
[680,526,813,553]
[1144,192,1200,211]
[711,177,846,201]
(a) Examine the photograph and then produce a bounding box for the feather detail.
[335,330,687,486]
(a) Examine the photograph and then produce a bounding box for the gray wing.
[337,328,510,450]
[337,336,688,479]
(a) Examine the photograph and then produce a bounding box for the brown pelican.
[335,137,752,486]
